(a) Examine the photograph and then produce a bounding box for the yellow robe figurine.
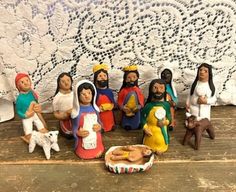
[142,105,170,154]
[124,94,138,117]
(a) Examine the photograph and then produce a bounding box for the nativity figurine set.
[53,72,73,139]
[14,63,216,173]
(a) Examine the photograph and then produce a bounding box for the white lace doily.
[0,0,236,112]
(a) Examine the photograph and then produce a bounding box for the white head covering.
[159,66,177,98]
[71,80,99,119]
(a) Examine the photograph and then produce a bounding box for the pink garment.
[75,112,104,159]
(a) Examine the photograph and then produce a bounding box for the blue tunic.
[122,91,141,130]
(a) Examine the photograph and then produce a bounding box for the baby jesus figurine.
[108,145,152,165]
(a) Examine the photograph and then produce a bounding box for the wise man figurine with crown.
[117,65,145,130]
[93,64,116,132]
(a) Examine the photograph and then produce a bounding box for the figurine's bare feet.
[39,128,48,133]
[20,134,31,144]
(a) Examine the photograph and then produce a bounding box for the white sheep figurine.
[29,130,60,160]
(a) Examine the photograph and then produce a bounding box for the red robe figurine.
[93,64,116,132]
[117,65,144,130]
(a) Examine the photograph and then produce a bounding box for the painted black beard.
[153,92,165,100]
[126,80,138,87]
[97,80,108,88]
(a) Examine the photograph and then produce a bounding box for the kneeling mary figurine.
[71,80,104,159]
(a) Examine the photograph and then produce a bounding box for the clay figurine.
[141,79,172,154]
[117,65,145,130]
[53,72,73,138]
[183,115,215,150]
[110,145,152,164]
[93,64,116,132]
[186,63,216,120]
[29,130,60,159]
[71,80,104,159]
[15,73,48,143]
[160,67,178,130]
[105,145,155,174]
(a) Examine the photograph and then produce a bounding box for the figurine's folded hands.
[93,123,101,132]
[157,119,169,128]
[197,96,207,104]
[33,103,42,113]
[133,105,140,113]
[123,105,131,114]
[66,109,72,115]
[99,106,104,112]
[77,128,89,138]
[100,103,114,111]
[157,120,165,128]
[62,109,72,119]
[25,110,35,118]
[63,111,71,119]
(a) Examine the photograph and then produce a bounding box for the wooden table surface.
[0,106,235,192]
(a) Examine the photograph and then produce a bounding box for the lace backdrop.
[0,0,236,112]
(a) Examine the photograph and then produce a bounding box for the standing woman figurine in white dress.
[53,72,73,138]
[186,63,216,120]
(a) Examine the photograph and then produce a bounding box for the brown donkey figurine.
[183,115,215,150]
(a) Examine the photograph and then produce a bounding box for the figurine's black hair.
[190,63,215,97]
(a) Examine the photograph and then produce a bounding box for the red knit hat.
[15,73,30,90]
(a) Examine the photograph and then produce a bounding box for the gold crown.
[93,64,109,73]
[123,65,138,72]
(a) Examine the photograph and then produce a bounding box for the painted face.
[96,71,108,88]
[97,71,108,81]
[161,69,172,84]
[79,88,92,105]
[17,76,31,92]
[199,66,209,82]
[126,72,138,83]
[152,82,165,100]
[59,75,72,91]
[125,72,138,87]
[152,82,165,94]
